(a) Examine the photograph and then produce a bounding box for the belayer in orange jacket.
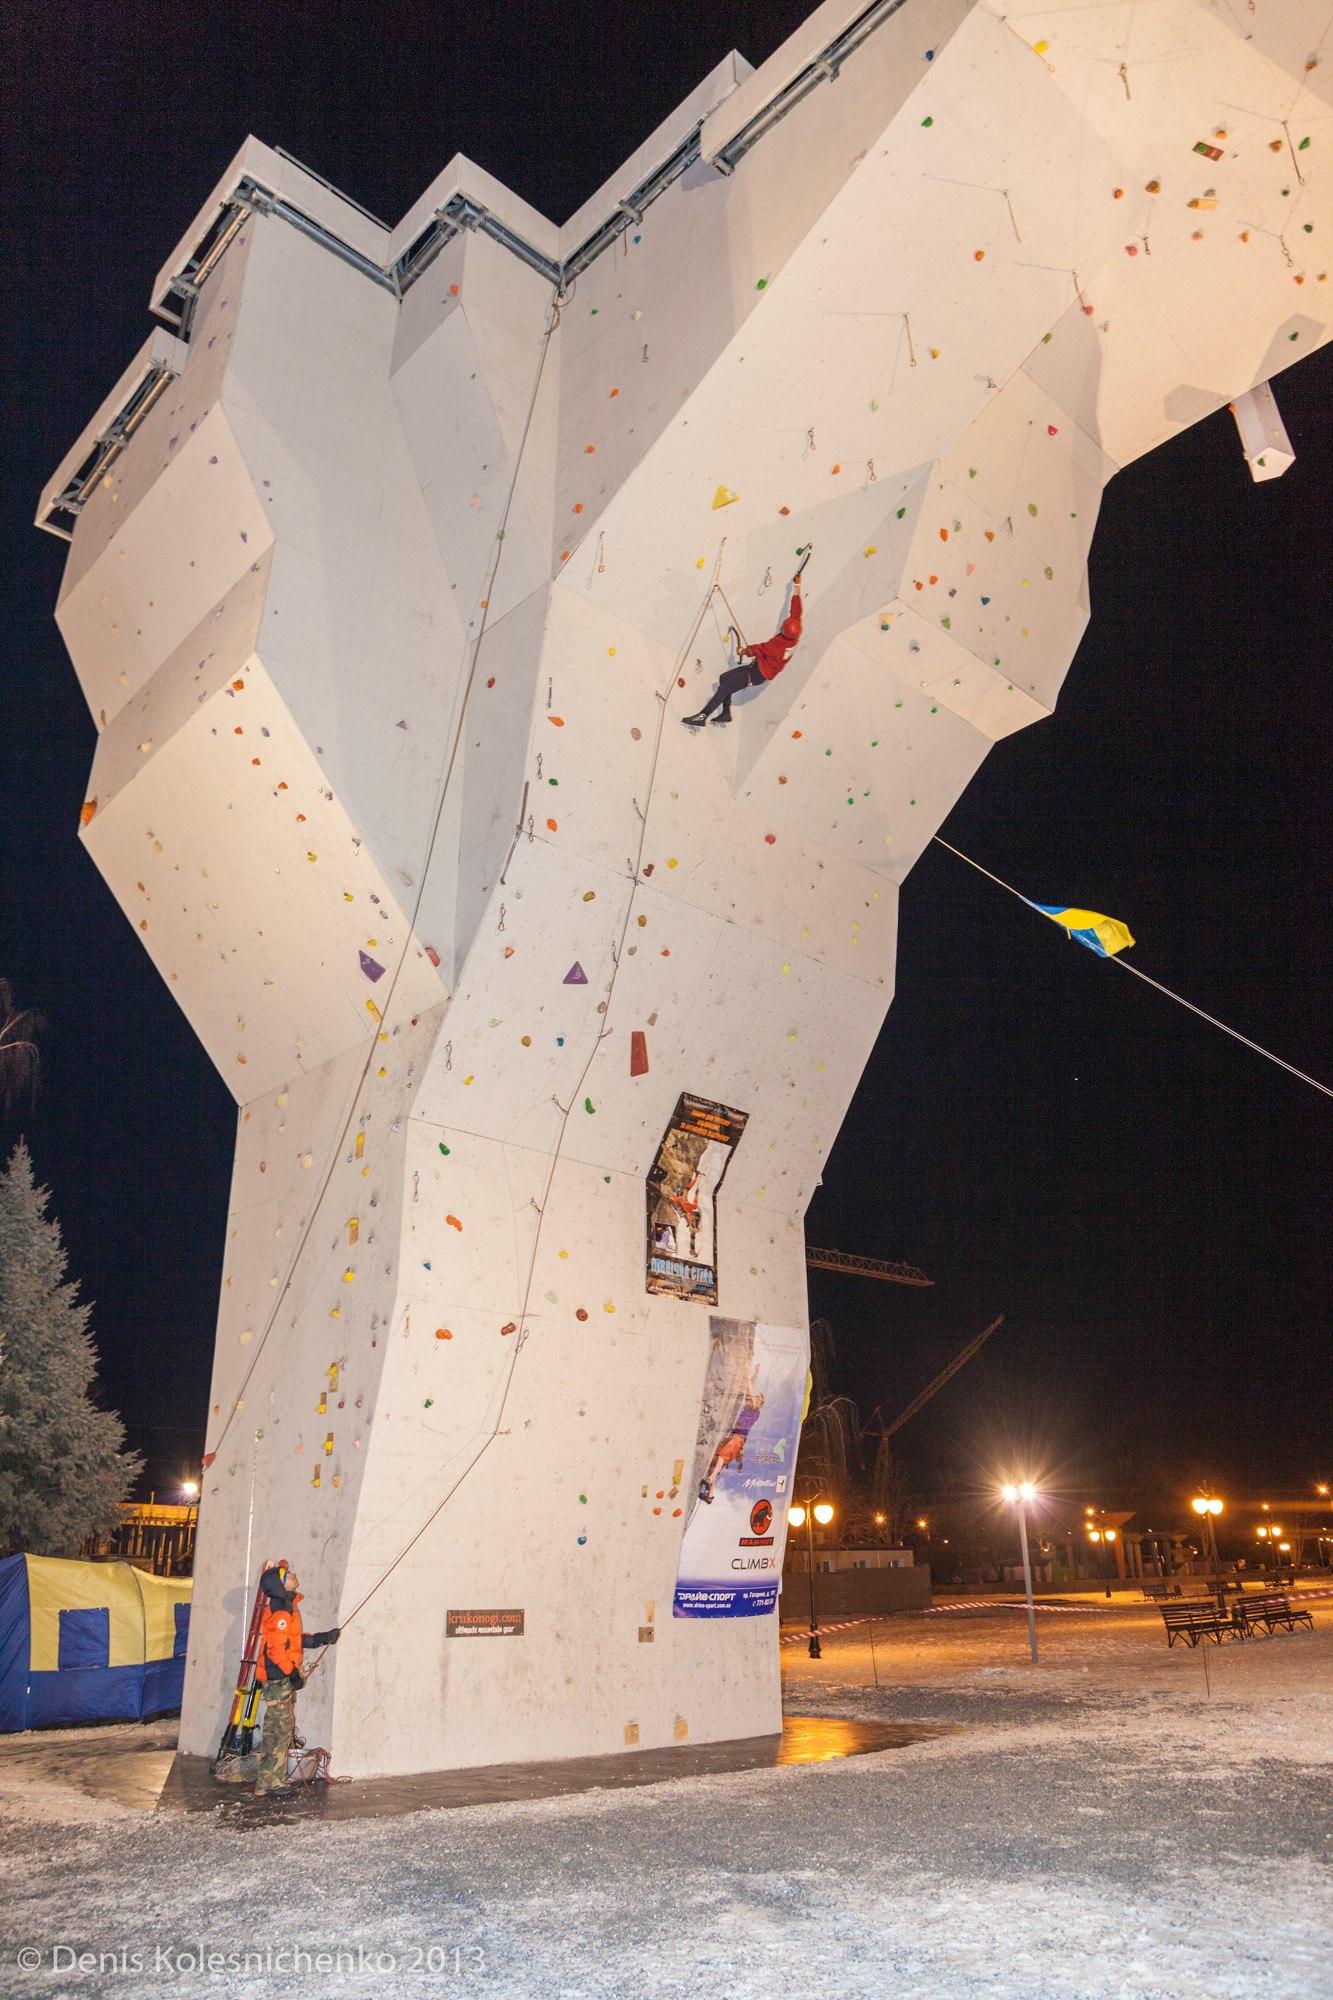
[253,1561,340,1795]
[683,562,807,728]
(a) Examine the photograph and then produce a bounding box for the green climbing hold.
[941,616,951,629]
[424,1398,434,1409]
[1028,503,1038,516]
[579,1493,588,1504]
[438,1142,450,1155]
[896,507,906,519]
[1299,136,1310,150]
[756,277,768,290]
[825,748,832,756]
[1303,222,1314,232]
[1044,566,1053,580]
[921,115,933,127]
[584,1097,596,1114]
[968,468,977,478]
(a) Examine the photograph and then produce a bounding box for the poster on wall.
[673,1317,808,1619]
[644,1093,748,1303]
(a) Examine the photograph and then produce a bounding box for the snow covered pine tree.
[0,1141,141,1556]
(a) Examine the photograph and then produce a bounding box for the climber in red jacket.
[683,561,808,727]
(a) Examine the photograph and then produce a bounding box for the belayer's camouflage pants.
[255,1684,295,1794]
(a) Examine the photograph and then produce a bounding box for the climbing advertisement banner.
[644,1093,748,1303]
[673,1317,808,1619]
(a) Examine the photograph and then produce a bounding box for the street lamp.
[1087,1527,1116,1599]
[1191,1495,1224,1600]
[1256,1524,1285,1579]
[789,1500,835,1659]
[1001,1481,1039,1663]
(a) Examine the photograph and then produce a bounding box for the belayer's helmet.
[259,1559,296,1603]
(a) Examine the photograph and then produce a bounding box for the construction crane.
[878,1316,1005,1440]
[805,1247,933,1287]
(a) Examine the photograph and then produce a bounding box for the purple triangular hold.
[563,961,588,985]
[359,951,386,982]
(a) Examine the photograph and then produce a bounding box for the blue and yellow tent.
[0,1555,192,1732]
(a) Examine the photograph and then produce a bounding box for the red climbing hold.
[630,1031,649,1077]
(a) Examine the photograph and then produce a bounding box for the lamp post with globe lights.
[1001,1481,1039,1663]
[1191,1495,1224,1601]
[788,1500,835,1659]
[1087,1525,1117,1598]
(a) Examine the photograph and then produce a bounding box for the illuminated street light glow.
[788,1505,807,1528]
[1000,1480,1039,1662]
[813,1502,835,1526]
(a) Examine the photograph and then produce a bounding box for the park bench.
[1160,1602,1242,1647]
[1234,1594,1315,1638]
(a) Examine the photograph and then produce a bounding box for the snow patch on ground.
[0,1604,1329,1997]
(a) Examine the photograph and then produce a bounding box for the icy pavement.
[1,1602,1330,1998]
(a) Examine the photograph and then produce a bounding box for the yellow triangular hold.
[712,485,740,509]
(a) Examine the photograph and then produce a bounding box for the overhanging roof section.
[35,328,189,539]
[700,0,914,168]
[149,137,392,330]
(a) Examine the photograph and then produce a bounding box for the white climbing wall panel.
[43,1,1329,1777]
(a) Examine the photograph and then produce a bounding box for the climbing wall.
[42,0,1329,1777]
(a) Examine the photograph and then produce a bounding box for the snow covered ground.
[1,1600,1330,1998]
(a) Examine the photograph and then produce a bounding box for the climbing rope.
[308,549,737,1655]
[205,286,566,1471]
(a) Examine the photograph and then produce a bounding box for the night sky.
[3,1,1330,1524]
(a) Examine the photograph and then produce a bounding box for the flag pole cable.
[931,836,1332,1103]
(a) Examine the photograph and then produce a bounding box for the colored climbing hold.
[630,1031,649,1077]
[435,1328,452,1340]
[500,1322,516,1336]
[438,1142,450,1155]
[756,277,768,290]
[584,1097,596,1114]
[576,1308,588,1322]
[712,485,740,509]
[80,799,97,826]
[921,115,933,127]
[549,715,565,727]
[359,951,385,982]
[564,961,588,984]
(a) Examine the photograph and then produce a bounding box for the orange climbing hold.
[446,1214,463,1231]
[435,1328,452,1340]
[549,716,565,727]
[80,799,97,826]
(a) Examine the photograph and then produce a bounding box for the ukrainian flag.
[1027,903,1135,958]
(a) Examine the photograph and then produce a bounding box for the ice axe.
[794,543,813,578]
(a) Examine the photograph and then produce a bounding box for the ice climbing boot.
[681,711,708,728]
[710,708,732,725]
